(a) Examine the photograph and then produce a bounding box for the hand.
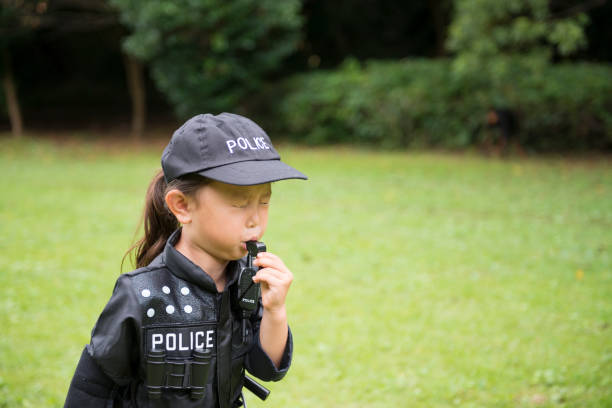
[252,252,293,314]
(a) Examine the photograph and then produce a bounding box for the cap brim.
[197,160,308,186]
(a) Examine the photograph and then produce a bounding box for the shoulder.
[122,265,160,278]
[116,265,163,286]
[112,264,171,299]
[121,255,171,281]
[120,251,167,280]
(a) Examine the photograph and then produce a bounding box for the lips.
[241,237,259,250]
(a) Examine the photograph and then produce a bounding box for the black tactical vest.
[86,228,291,408]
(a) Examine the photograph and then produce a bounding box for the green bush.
[275,58,612,150]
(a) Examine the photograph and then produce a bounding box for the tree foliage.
[447,0,589,61]
[446,0,590,86]
[111,0,302,118]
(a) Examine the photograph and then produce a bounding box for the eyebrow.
[227,188,271,199]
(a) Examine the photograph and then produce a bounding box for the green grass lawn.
[1,136,610,407]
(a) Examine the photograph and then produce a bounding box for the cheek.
[209,210,242,231]
[194,206,232,232]
[260,208,270,230]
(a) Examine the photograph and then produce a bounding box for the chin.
[230,248,248,261]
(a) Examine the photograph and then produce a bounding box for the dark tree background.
[1,0,611,138]
[294,0,452,68]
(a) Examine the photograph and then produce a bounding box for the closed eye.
[260,194,271,205]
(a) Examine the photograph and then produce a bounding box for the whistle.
[238,241,266,344]
[239,241,266,312]
[246,241,266,267]
[238,241,273,402]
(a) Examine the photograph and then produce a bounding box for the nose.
[246,207,260,228]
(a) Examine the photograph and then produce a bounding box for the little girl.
[64,113,307,408]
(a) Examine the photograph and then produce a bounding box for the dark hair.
[122,169,210,270]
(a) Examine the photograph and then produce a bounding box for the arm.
[64,347,119,408]
[258,306,288,367]
[65,275,140,406]
[89,275,141,383]
[252,252,293,368]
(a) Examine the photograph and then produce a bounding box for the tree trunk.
[428,0,450,57]
[2,48,23,138]
[123,53,146,142]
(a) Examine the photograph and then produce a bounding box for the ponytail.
[122,169,210,271]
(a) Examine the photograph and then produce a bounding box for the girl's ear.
[165,190,192,224]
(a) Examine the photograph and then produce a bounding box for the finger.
[253,253,280,266]
[253,270,284,286]
[253,276,283,292]
[256,251,281,261]
[258,267,293,285]
[253,269,288,286]
[254,252,286,268]
[258,264,289,277]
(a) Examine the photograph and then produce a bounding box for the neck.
[174,235,229,292]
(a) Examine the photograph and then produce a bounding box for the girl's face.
[185,181,271,262]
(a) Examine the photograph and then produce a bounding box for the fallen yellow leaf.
[575,269,584,280]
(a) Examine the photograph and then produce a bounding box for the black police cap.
[161,113,307,185]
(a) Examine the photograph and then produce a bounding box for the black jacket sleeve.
[65,275,141,406]
[244,303,293,382]
[64,346,118,408]
[89,274,142,385]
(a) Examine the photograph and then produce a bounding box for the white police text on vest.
[151,329,214,351]
[226,137,270,154]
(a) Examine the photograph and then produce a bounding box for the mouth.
[240,237,259,250]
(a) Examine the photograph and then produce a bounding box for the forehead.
[206,181,271,198]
